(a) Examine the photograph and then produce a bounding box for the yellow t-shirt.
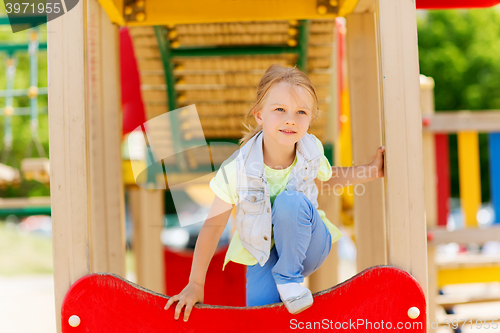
[209,136,343,270]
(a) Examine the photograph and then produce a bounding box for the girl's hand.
[164,281,204,322]
[368,146,385,178]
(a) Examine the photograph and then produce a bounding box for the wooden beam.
[96,0,125,25]
[124,0,338,26]
[0,197,51,208]
[420,74,438,332]
[308,22,340,292]
[458,131,482,227]
[375,0,428,298]
[87,0,127,275]
[428,226,500,245]
[48,1,91,331]
[48,0,125,330]
[346,10,387,272]
[352,0,375,13]
[422,111,500,133]
[128,188,165,294]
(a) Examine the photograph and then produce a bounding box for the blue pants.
[245,190,332,306]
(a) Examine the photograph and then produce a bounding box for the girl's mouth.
[280,130,296,134]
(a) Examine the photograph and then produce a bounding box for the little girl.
[165,64,385,321]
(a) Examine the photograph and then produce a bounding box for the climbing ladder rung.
[428,226,500,245]
[435,254,500,268]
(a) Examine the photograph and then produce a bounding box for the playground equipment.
[0,21,49,186]
[61,266,426,332]
[420,75,500,327]
[45,0,500,332]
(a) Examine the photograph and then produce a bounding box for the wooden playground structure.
[7,0,493,331]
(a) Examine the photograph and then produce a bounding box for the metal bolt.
[68,315,81,327]
[407,307,420,319]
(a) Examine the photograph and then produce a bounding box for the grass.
[0,221,53,275]
[0,221,136,276]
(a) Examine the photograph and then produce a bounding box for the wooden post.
[375,0,428,301]
[87,0,126,275]
[421,75,438,332]
[48,0,125,330]
[346,9,387,272]
[308,19,340,292]
[128,187,166,294]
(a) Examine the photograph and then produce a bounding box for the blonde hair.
[238,64,322,147]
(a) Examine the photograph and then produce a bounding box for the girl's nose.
[284,114,296,125]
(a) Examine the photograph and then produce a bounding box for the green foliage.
[417,8,500,202]
[0,22,49,198]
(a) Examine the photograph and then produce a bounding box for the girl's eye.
[275,107,306,114]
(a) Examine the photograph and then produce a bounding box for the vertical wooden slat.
[129,187,166,294]
[48,1,90,331]
[49,0,125,330]
[308,19,340,292]
[375,0,428,300]
[420,74,438,332]
[88,0,126,275]
[100,4,127,275]
[346,10,386,273]
[489,133,500,224]
[457,131,481,227]
[435,134,450,227]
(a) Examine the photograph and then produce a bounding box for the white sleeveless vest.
[229,130,322,266]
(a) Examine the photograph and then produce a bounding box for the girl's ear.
[253,107,263,125]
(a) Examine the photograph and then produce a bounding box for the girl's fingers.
[164,295,179,310]
[174,300,186,320]
[183,303,194,322]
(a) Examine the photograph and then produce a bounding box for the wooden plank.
[87,0,108,274]
[309,191,339,293]
[346,11,386,272]
[49,2,126,330]
[427,226,500,245]
[422,111,500,133]
[457,131,481,227]
[420,74,438,333]
[308,18,339,293]
[48,1,91,331]
[436,293,500,309]
[438,266,500,287]
[0,197,51,208]
[128,188,165,294]
[435,254,500,267]
[100,5,127,276]
[352,0,375,13]
[125,0,339,26]
[61,266,427,332]
[489,133,500,224]
[96,0,124,25]
[375,0,428,298]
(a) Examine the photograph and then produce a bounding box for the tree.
[417,8,500,202]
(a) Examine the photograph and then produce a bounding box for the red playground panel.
[164,245,246,306]
[61,266,426,332]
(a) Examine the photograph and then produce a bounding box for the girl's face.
[254,81,313,147]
